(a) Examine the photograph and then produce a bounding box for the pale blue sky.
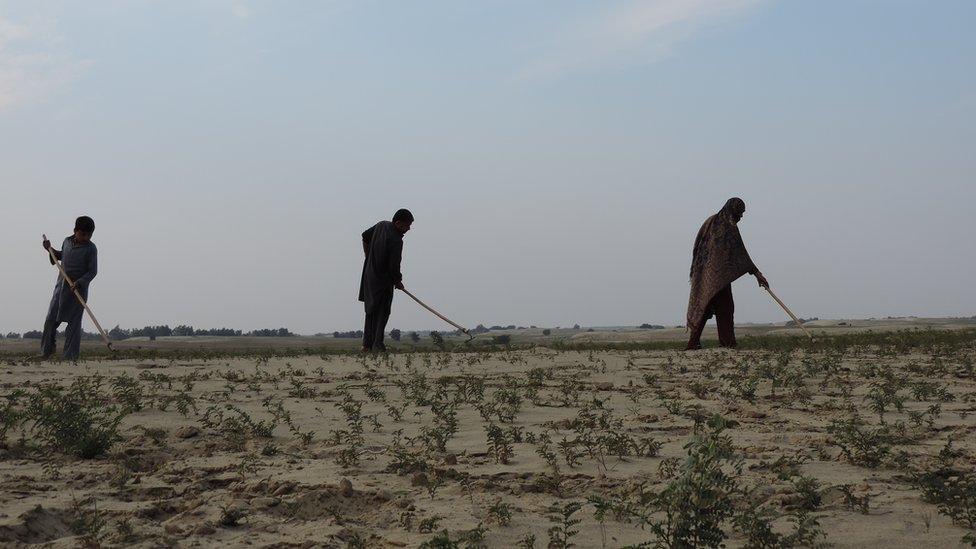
[1,1,974,334]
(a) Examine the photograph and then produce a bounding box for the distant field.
[2,317,974,359]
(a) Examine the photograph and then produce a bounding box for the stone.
[273,482,296,496]
[194,524,216,536]
[176,426,200,439]
[251,496,280,509]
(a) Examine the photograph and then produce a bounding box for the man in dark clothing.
[685,198,768,350]
[41,216,98,360]
[359,209,413,352]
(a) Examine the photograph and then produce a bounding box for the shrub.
[827,417,892,468]
[23,376,125,458]
[916,466,976,545]
[647,416,741,548]
[391,329,402,341]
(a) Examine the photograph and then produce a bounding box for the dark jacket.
[358,221,403,312]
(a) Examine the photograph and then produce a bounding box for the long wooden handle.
[399,288,470,335]
[764,286,813,340]
[43,234,115,352]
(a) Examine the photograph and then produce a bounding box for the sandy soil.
[1,343,974,548]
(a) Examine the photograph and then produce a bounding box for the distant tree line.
[105,325,293,340]
[470,324,541,334]
[785,317,818,327]
[331,329,423,343]
[639,323,666,330]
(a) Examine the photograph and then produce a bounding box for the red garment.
[686,198,756,339]
[686,284,737,349]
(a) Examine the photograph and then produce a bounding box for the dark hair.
[75,216,95,233]
[393,209,414,223]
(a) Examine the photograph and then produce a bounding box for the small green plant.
[488,499,512,526]
[419,515,444,533]
[838,485,870,514]
[915,465,976,545]
[827,416,892,468]
[69,495,107,546]
[689,380,710,399]
[0,389,24,444]
[863,379,906,423]
[23,376,125,459]
[485,422,514,465]
[790,475,822,512]
[331,389,366,468]
[734,505,827,549]
[547,501,582,549]
[115,517,137,544]
[599,416,743,549]
[419,529,457,548]
[219,505,247,527]
[111,373,146,413]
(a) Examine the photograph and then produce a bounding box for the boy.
[41,216,98,360]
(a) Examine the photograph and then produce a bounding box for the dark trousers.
[363,293,393,351]
[41,311,83,360]
[686,285,737,349]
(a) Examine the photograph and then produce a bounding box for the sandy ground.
[1,341,975,548]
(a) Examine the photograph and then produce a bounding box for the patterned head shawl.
[686,198,756,332]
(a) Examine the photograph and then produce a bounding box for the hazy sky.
[1,1,974,335]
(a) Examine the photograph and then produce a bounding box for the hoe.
[764,286,813,340]
[399,288,475,342]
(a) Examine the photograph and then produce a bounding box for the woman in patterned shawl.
[685,198,769,350]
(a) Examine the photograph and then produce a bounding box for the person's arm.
[391,239,404,290]
[42,238,62,264]
[75,246,98,288]
[362,226,375,256]
[736,226,769,288]
[689,221,708,279]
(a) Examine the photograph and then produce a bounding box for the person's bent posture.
[359,209,413,352]
[41,216,98,360]
[685,198,768,350]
